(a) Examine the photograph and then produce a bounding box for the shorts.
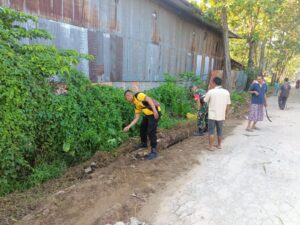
[208,119,224,136]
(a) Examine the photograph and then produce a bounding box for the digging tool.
[265,107,272,122]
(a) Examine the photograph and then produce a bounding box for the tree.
[190,0,300,84]
[221,1,232,90]
[189,0,232,90]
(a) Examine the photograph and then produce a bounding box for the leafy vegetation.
[230,91,249,109]
[0,8,195,196]
[189,0,300,82]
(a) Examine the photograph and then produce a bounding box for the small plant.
[0,8,196,195]
[179,71,206,89]
[230,91,249,109]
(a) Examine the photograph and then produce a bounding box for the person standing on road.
[246,75,268,131]
[296,77,300,89]
[278,78,291,110]
[204,77,231,151]
[274,80,280,96]
[190,86,208,136]
[123,90,161,160]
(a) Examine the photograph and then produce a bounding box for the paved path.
[149,89,300,225]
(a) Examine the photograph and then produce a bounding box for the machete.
[265,107,272,122]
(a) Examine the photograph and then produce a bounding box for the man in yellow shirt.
[123,90,161,160]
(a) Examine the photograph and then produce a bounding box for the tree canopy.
[189,0,300,82]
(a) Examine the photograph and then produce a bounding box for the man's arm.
[123,113,141,132]
[145,96,159,119]
[196,98,201,111]
[226,93,231,119]
[249,84,259,96]
[225,105,230,119]
[204,91,210,103]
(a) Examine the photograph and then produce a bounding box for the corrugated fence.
[1,0,225,89]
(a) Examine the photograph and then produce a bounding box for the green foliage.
[164,72,206,90]
[179,71,206,89]
[231,91,248,107]
[164,73,177,83]
[24,161,67,189]
[244,67,261,89]
[0,7,133,195]
[147,83,194,117]
[0,8,195,196]
[189,0,299,80]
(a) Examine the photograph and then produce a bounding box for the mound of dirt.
[1,104,248,225]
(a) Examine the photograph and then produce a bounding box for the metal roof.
[156,0,239,38]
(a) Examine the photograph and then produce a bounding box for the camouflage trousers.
[197,106,208,133]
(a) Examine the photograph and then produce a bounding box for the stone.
[42,208,50,216]
[129,217,140,225]
[90,162,97,169]
[84,166,93,174]
[114,222,126,225]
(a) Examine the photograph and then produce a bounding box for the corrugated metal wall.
[0,0,224,87]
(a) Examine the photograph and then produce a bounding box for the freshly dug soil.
[0,104,248,225]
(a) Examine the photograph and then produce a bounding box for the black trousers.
[278,96,288,110]
[140,114,160,148]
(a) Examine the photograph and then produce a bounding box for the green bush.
[244,67,260,89]
[230,91,248,108]
[0,8,194,195]
[147,83,194,117]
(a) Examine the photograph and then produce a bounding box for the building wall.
[0,0,224,89]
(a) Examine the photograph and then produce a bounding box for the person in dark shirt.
[278,78,291,110]
[246,75,268,131]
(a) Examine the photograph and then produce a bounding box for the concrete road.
[149,89,300,225]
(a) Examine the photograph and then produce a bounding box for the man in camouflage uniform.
[191,86,208,136]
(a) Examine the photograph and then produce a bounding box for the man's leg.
[246,120,254,131]
[208,120,216,150]
[198,111,206,135]
[194,112,204,136]
[282,97,287,109]
[146,115,159,160]
[215,121,224,149]
[252,121,257,129]
[139,116,148,147]
[278,96,284,110]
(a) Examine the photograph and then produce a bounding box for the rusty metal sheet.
[73,0,83,26]
[81,1,100,28]
[25,0,39,13]
[109,0,117,31]
[102,33,111,81]
[63,0,73,22]
[125,39,146,82]
[146,43,161,81]
[88,30,104,82]
[9,0,24,10]
[53,0,62,19]
[0,0,227,85]
[110,35,123,82]
[39,0,52,17]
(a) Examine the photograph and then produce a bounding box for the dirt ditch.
[0,105,249,225]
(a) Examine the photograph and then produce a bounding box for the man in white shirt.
[204,77,231,150]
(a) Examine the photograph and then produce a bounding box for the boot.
[135,142,148,149]
[193,129,204,136]
[145,148,158,160]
